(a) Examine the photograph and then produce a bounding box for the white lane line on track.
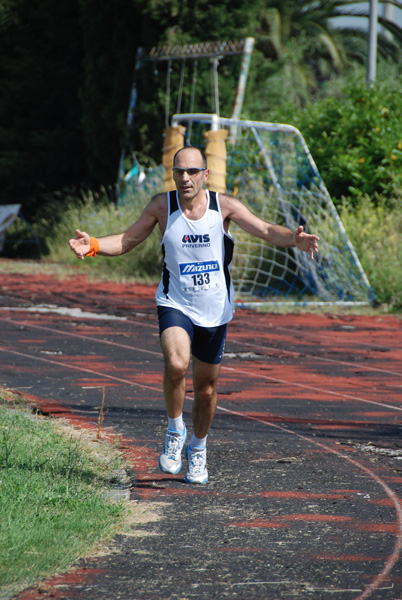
[216,403,402,600]
[2,343,399,414]
[242,321,402,352]
[0,315,401,388]
[239,339,402,378]
[2,307,401,351]
[0,347,162,394]
[222,364,402,413]
[1,316,402,412]
[0,316,161,357]
[0,343,399,600]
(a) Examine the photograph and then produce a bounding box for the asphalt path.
[1,268,402,599]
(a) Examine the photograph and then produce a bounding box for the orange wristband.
[85,237,99,257]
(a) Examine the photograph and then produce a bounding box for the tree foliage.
[1,0,402,222]
[0,0,85,217]
[274,65,402,206]
[78,0,140,186]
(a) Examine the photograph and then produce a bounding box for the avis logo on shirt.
[182,234,210,244]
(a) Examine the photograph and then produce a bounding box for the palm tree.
[250,1,350,107]
[331,0,402,62]
[256,1,348,69]
[252,0,402,105]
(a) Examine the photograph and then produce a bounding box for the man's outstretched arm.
[220,194,319,260]
[69,197,160,260]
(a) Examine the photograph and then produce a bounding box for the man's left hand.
[294,225,319,260]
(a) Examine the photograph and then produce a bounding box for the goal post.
[171,113,374,307]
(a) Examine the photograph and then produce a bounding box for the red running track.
[1,267,402,599]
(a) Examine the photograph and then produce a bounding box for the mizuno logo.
[180,261,219,275]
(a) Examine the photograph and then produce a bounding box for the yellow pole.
[162,125,186,192]
[204,129,229,193]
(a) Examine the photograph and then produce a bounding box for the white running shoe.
[159,427,187,474]
[185,446,208,484]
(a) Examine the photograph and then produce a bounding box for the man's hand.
[69,229,91,260]
[294,225,319,260]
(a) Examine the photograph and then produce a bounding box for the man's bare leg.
[160,326,191,418]
[185,357,221,484]
[158,326,191,475]
[191,356,221,439]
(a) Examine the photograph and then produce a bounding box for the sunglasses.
[172,167,206,177]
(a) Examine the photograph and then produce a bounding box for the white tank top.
[155,190,234,327]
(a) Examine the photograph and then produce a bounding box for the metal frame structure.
[117,38,254,184]
[171,112,373,306]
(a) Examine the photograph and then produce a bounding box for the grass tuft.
[0,389,128,597]
[340,196,402,311]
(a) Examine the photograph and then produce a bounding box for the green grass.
[39,186,162,284]
[340,196,402,311]
[0,389,129,598]
[0,258,84,279]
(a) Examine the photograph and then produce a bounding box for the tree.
[244,0,402,113]
[78,0,141,187]
[1,0,402,223]
[271,63,402,205]
[333,0,402,63]
[0,0,86,216]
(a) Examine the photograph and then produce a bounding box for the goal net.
[170,113,373,306]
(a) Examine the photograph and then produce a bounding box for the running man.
[69,146,319,484]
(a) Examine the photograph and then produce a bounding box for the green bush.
[273,65,402,206]
[39,186,163,282]
[340,197,402,310]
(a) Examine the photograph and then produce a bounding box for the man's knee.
[165,354,189,381]
[194,379,217,403]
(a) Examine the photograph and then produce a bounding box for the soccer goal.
[171,113,373,307]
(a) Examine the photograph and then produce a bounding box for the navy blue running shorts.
[157,306,227,365]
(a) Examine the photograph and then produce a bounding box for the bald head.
[173,146,207,169]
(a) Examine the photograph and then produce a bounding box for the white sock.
[168,414,184,434]
[189,434,207,449]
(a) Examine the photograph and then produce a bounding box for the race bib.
[179,260,221,292]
